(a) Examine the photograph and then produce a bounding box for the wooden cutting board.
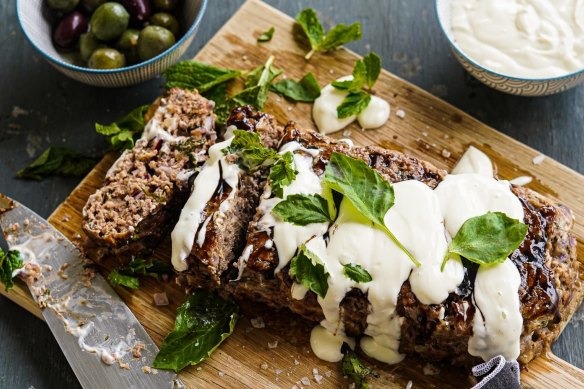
[3,0,584,387]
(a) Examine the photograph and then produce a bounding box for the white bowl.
[17,0,208,88]
[435,0,584,96]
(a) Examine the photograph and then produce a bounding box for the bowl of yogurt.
[435,0,584,96]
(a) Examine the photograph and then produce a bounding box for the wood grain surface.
[2,1,584,388]
[2,0,584,388]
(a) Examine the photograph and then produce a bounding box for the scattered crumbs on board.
[396,109,406,119]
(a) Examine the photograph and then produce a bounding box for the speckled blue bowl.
[17,0,208,88]
[435,0,584,96]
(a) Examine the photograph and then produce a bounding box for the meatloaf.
[226,122,581,367]
[82,88,216,262]
[175,106,283,289]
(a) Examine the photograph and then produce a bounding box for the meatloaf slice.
[82,88,216,262]
[227,123,580,367]
[175,106,283,290]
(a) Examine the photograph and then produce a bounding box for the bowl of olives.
[17,0,208,87]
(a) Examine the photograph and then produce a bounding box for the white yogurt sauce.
[450,0,584,78]
[310,325,356,362]
[468,258,523,361]
[256,142,331,272]
[170,136,240,271]
[312,77,390,135]
[451,145,493,177]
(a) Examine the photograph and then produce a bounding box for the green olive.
[138,26,176,61]
[115,29,140,65]
[79,32,103,62]
[88,47,126,69]
[150,12,180,37]
[81,0,106,13]
[46,0,80,12]
[153,0,179,12]
[90,2,130,41]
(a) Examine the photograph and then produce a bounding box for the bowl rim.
[434,0,584,82]
[16,0,209,74]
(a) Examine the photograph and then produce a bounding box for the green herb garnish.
[271,72,321,102]
[289,244,329,298]
[296,8,362,60]
[16,147,98,181]
[441,211,528,271]
[163,61,240,93]
[0,249,24,292]
[268,151,298,198]
[332,52,382,118]
[107,258,174,289]
[224,130,280,171]
[215,56,281,124]
[323,152,419,266]
[272,194,331,224]
[342,263,372,283]
[341,343,378,389]
[257,27,275,42]
[152,291,239,372]
[95,105,150,151]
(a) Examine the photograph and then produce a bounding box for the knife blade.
[0,194,183,389]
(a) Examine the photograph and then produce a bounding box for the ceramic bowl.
[435,0,584,96]
[17,0,208,88]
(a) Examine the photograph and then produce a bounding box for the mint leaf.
[342,263,372,283]
[96,105,150,151]
[108,269,140,290]
[16,147,97,181]
[108,258,174,289]
[296,8,362,60]
[319,22,362,52]
[342,343,377,389]
[224,129,280,171]
[323,152,419,266]
[257,27,275,42]
[215,56,281,125]
[289,244,329,298]
[273,194,331,224]
[332,52,383,117]
[337,91,371,119]
[363,52,381,89]
[269,151,298,198]
[153,291,239,372]
[296,9,325,53]
[0,249,24,292]
[442,212,528,271]
[271,72,321,102]
[163,61,240,93]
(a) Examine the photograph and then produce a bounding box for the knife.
[0,194,183,389]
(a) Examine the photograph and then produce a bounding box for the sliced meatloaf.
[227,122,580,367]
[82,88,216,262]
[175,106,283,290]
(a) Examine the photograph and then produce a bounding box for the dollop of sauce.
[450,0,584,78]
[171,136,240,271]
[312,77,390,134]
[450,145,493,177]
[310,325,356,362]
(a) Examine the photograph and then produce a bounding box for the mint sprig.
[272,193,331,224]
[332,52,382,118]
[271,72,321,102]
[296,8,362,60]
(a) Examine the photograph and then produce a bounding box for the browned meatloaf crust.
[82,88,216,262]
[176,106,283,289]
[226,122,580,367]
